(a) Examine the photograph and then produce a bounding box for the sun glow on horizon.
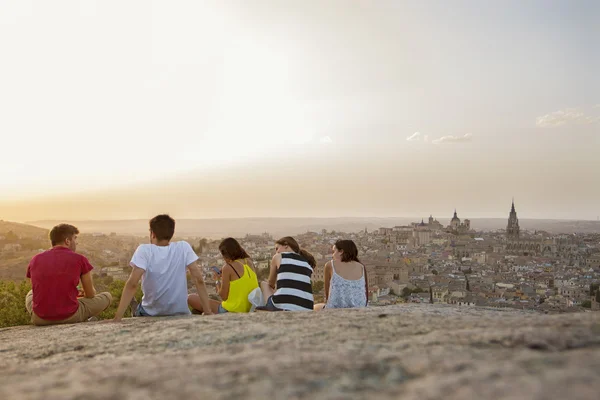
[0,2,330,201]
[1,1,599,220]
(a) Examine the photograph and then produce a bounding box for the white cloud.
[406,132,421,141]
[536,108,599,127]
[432,133,472,145]
[320,136,333,143]
[423,134,429,142]
[594,104,600,109]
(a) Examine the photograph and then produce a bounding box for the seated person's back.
[112,215,214,321]
[259,236,316,312]
[25,223,112,326]
[333,260,364,280]
[28,244,93,320]
[132,241,197,316]
[322,240,368,309]
[220,258,259,313]
[325,260,367,309]
[188,237,259,314]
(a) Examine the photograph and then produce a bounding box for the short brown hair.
[149,214,175,241]
[219,237,250,261]
[335,240,360,263]
[49,224,79,246]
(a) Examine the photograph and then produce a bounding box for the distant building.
[313,262,325,282]
[413,220,432,247]
[428,215,444,231]
[586,253,600,270]
[447,210,471,234]
[592,286,600,311]
[378,227,394,236]
[102,266,129,281]
[505,200,542,256]
[506,199,520,239]
[2,243,21,252]
[365,263,409,287]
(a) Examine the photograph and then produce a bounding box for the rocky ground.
[1,304,599,400]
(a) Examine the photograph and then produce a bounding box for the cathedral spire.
[507,199,520,239]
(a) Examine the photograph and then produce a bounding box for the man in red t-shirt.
[25,224,112,326]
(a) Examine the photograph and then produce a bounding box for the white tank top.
[325,260,367,309]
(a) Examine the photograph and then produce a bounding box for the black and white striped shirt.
[272,252,314,311]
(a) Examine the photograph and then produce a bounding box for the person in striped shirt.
[258,236,316,311]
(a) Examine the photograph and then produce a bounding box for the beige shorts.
[25,290,112,326]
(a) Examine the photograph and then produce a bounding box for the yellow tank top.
[221,260,259,313]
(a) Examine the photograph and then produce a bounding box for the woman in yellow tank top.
[188,238,259,314]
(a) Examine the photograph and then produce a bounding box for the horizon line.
[17,216,600,223]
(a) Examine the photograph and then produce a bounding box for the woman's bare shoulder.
[271,253,282,267]
[221,263,233,273]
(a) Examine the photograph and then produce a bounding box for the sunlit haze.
[1,0,599,221]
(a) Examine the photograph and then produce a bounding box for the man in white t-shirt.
[111,215,213,321]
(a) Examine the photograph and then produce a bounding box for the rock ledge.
[1,304,599,400]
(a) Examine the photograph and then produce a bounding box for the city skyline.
[1,1,599,221]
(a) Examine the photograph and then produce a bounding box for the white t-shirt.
[130,241,198,316]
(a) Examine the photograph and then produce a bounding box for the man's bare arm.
[80,272,97,298]
[112,266,144,321]
[188,262,213,315]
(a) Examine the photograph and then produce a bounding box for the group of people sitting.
[25,214,369,326]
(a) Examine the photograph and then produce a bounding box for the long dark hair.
[219,237,250,261]
[335,240,360,263]
[276,236,316,268]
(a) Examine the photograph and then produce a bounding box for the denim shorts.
[134,303,151,317]
[217,303,229,314]
[264,295,281,311]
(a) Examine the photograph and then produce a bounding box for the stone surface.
[1,304,599,400]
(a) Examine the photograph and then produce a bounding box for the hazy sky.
[1,0,599,221]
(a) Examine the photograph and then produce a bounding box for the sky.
[0,0,599,221]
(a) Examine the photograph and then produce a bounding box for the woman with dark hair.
[314,239,368,310]
[188,237,258,314]
[258,236,315,311]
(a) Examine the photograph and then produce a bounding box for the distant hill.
[27,217,600,237]
[0,220,48,238]
[0,221,49,280]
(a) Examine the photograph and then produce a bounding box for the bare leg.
[314,303,326,311]
[260,281,275,300]
[188,295,220,314]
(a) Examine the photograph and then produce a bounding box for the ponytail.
[298,248,316,268]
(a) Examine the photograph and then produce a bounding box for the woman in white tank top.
[314,240,369,310]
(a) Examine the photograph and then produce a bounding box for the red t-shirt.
[26,246,94,320]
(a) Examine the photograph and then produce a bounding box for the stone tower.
[506,200,520,239]
[450,210,461,230]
